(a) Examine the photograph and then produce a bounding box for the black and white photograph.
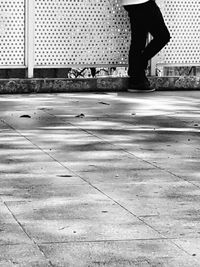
[0,0,200,266]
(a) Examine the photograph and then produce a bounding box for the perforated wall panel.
[0,0,25,66]
[0,0,199,69]
[158,0,200,65]
[34,0,130,66]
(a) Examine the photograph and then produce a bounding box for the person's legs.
[125,0,170,90]
[126,5,149,85]
[142,0,171,66]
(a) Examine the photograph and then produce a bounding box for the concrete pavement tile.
[171,238,200,260]
[67,113,199,169]
[0,134,55,163]
[59,117,139,131]
[37,93,129,119]
[125,142,200,184]
[0,124,131,162]
[3,180,95,201]
[49,149,133,165]
[0,174,85,201]
[94,181,200,217]
[144,157,200,184]
[5,98,198,163]
[0,131,33,149]
[79,129,180,162]
[1,108,129,132]
[0,161,76,175]
[1,110,57,130]
[0,130,84,179]
[39,240,199,267]
[25,129,108,152]
[169,113,200,124]
[63,154,152,170]
[186,176,200,187]
[1,126,175,183]
[0,244,50,267]
[91,129,199,160]
[0,148,51,164]
[140,214,200,239]
[65,162,180,184]
[36,137,154,170]
[0,202,31,245]
[67,114,189,132]
[40,93,173,118]
[4,98,199,186]
[0,121,10,131]
[39,101,185,134]
[5,186,161,243]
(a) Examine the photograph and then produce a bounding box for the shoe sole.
[128,88,155,93]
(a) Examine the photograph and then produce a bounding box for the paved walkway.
[0,91,200,266]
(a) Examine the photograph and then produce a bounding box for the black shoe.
[128,87,155,93]
[128,79,155,93]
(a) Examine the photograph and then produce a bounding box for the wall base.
[0,77,199,94]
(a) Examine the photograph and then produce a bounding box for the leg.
[126,5,148,83]
[142,0,171,65]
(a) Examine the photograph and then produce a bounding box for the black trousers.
[125,0,171,83]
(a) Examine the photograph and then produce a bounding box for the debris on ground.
[38,108,53,111]
[20,115,31,118]
[75,113,85,118]
[57,175,73,177]
[98,101,110,105]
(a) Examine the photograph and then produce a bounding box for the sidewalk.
[0,91,200,266]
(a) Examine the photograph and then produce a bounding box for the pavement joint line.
[164,240,199,259]
[0,120,55,267]
[36,238,175,245]
[0,243,37,247]
[42,109,200,190]
[37,236,200,245]
[36,238,200,260]
[2,201,54,267]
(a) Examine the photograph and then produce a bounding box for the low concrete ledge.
[0,76,199,94]
[150,76,200,90]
